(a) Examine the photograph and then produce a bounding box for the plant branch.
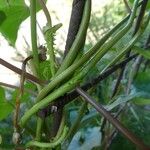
[38,0,52,26]
[76,87,150,150]
[123,0,131,13]
[0,58,46,84]
[30,0,40,76]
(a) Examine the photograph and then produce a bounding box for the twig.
[123,0,131,13]
[13,56,33,132]
[38,0,52,26]
[0,58,46,85]
[76,87,150,150]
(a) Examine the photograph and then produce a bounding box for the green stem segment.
[30,0,40,76]
[38,0,52,26]
[26,127,68,148]
[38,0,56,76]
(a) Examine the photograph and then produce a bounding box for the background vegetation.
[0,0,150,150]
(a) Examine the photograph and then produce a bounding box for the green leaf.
[0,86,13,120]
[39,61,51,80]
[132,97,150,105]
[0,0,47,46]
[0,86,5,100]
[0,0,30,46]
[133,46,150,60]
[0,101,13,120]
[133,72,150,93]
[105,92,150,110]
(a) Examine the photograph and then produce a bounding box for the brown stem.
[123,0,131,13]
[14,56,33,132]
[0,58,46,85]
[76,87,150,150]
[64,0,86,57]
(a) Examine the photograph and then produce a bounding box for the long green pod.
[36,15,129,102]
[20,76,80,127]
[37,0,138,101]
[101,12,150,73]
[78,0,139,76]
[56,0,91,75]
[19,1,139,126]
[26,126,68,148]
[101,32,141,73]
[30,0,40,76]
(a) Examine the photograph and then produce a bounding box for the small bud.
[51,106,57,113]
[12,131,20,144]
[38,45,47,61]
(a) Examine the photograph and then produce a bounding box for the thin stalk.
[101,31,142,73]
[123,0,131,13]
[0,82,37,96]
[38,0,56,76]
[30,0,45,143]
[76,87,150,150]
[26,127,68,148]
[35,117,43,141]
[0,58,46,85]
[30,0,40,76]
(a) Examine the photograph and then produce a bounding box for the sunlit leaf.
[0,1,30,46]
[0,0,47,46]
